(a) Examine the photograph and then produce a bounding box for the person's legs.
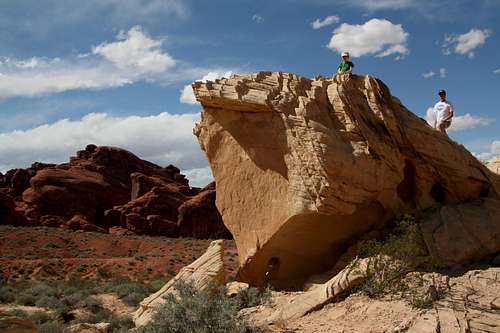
[437,121,450,135]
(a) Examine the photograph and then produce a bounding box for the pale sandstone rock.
[193,72,500,288]
[488,157,500,175]
[66,322,111,333]
[241,256,377,325]
[0,316,37,333]
[226,281,250,297]
[133,240,226,327]
[243,267,500,332]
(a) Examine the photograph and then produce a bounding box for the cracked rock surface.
[193,72,500,288]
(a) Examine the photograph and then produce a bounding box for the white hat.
[342,51,349,57]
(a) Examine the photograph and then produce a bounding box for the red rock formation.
[1,145,230,239]
[178,182,231,239]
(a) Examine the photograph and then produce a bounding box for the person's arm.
[444,103,454,121]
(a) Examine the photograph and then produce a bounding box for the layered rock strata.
[193,72,500,288]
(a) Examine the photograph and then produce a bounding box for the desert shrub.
[100,277,150,306]
[35,295,63,309]
[355,215,444,307]
[137,281,259,333]
[234,287,271,310]
[108,314,135,331]
[16,291,37,306]
[82,296,103,313]
[37,320,65,333]
[0,285,15,303]
[148,279,166,292]
[27,311,53,325]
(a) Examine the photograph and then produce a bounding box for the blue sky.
[0,0,499,186]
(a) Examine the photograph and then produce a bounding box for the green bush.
[234,287,271,310]
[37,320,65,333]
[138,281,260,333]
[355,215,444,306]
[16,292,37,306]
[82,296,103,314]
[0,285,15,303]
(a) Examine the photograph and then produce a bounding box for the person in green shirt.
[337,51,354,79]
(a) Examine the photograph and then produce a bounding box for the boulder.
[420,198,500,266]
[178,182,231,239]
[133,240,226,327]
[193,72,500,288]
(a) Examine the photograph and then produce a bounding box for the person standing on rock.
[337,51,354,80]
[432,90,454,135]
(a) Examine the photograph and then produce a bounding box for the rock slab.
[133,240,226,327]
[193,72,500,288]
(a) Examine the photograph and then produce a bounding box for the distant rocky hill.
[193,72,500,289]
[0,144,230,239]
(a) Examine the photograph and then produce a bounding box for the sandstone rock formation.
[489,156,500,175]
[193,72,500,288]
[133,240,226,327]
[1,145,229,239]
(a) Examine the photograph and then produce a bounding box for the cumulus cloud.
[0,112,212,186]
[442,28,492,58]
[312,15,340,29]
[327,19,409,58]
[180,71,234,104]
[423,71,435,79]
[494,69,500,74]
[472,140,500,162]
[92,26,175,74]
[425,108,495,132]
[0,26,226,100]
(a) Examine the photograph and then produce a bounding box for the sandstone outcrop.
[193,72,500,288]
[489,156,500,175]
[1,145,230,239]
[133,240,226,327]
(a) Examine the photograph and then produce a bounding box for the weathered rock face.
[178,182,231,239]
[193,72,500,288]
[1,145,230,239]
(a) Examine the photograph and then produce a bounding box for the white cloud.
[442,29,492,58]
[327,19,409,58]
[92,26,175,74]
[423,71,435,79]
[180,71,233,104]
[439,68,447,78]
[183,167,214,187]
[0,26,226,100]
[494,69,500,74]
[312,15,340,29]
[252,14,263,23]
[425,108,495,132]
[472,140,500,162]
[0,112,212,187]
[450,113,495,132]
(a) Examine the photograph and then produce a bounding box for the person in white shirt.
[432,89,454,135]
